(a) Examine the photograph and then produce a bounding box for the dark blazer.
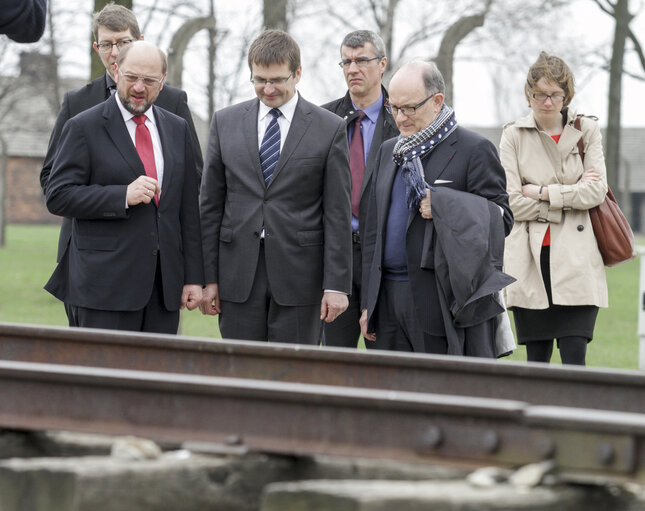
[0,0,46,42]
[44,96,204,312]
[200,94,352,306]
[321,86,399,235]
[40,73,203,262]
[361,126,512,336]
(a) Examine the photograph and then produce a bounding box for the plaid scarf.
[392,104,458,209]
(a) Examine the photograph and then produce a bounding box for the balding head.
[116,40,167,75]
[114,41,167,115]
[388,61,445,137]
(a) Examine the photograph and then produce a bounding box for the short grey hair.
[341,30,386,58]
[421,61,445,95]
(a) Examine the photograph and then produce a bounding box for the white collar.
[115,93,157,127]
[258,91,299,123]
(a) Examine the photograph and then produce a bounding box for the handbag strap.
[574,115,585,163]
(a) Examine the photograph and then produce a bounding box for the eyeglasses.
[250,73,293,87]
[531,92,565,104]
[385,93,436,117]
[338,56,383,69]
[120,72,164,88]
[96,39,135,54]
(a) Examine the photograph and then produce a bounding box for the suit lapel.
[242,100,264,187]
[376,155,398,235]
[102,96,143,179]
[268,95,312,187]
[363,109,391,199]
[406,130,458,229]
[154,106,174,202]
[423,130,458,185]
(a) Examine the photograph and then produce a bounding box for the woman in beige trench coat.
[500,52,608,365]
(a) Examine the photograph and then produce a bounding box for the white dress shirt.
[115,94,165,189]
[257,91,299,150]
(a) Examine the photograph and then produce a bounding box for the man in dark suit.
[0,0,46,42]
[44,41,203,334]
[199,29,352,344]
[360,61,513,356]
[40,3,202,326]
[321,30,398,348]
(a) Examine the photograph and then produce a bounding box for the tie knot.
[269,108,281,120]
[355,111,366,124]
[133,115,148,126]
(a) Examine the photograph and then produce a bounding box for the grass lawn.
[0,224,639,369]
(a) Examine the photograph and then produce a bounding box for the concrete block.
[0,451,297,511]
[261,479,633,511]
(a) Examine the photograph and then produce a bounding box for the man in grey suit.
[321,30,399,348]
[199,29,352,344]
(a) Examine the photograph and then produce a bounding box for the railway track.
[1,322,644,413]
[1,321,644,483]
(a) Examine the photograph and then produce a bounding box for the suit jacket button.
[152,249,158,256]
[577,225,584,232]
[253,232,259,238]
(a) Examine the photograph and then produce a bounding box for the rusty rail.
[0,359,643,482]
[1,322,644,414]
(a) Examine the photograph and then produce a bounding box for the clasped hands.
[521,169,600,201]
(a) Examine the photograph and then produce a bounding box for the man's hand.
[419,188,432,219]
[199,283,221,316]
[360,309,376,341]
[181,284,203,311]
[320,292,348,323]
[126,176,161,206]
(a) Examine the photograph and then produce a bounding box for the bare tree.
[434,0,492,105]
[264,0,289,31]
[592,0,645,195]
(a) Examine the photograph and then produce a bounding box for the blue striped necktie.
[260,108,282,186]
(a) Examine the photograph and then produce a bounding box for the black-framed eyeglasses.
[250,72,294,87]
[120,72,164,88]
[385,93,437,117]
[96,39,135,53]
[531,92,565,104]
[338,56,383,69]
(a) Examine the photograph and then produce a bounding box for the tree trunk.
[208,0,216,121]
[263,0,288,31]
[434,3,490,106]
[0,136,6,247]
[605,0,632,199]
[47,0,61,113]
[91,0,133,80]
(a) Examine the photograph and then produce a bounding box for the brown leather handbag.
[575,116,636,266]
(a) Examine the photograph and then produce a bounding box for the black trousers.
[70,256,179,334]
[219,244,320,344]
[321,239,361,348]
[369,278,447,354]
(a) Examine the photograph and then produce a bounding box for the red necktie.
[349,112,366,218]
[133,115,159,205]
